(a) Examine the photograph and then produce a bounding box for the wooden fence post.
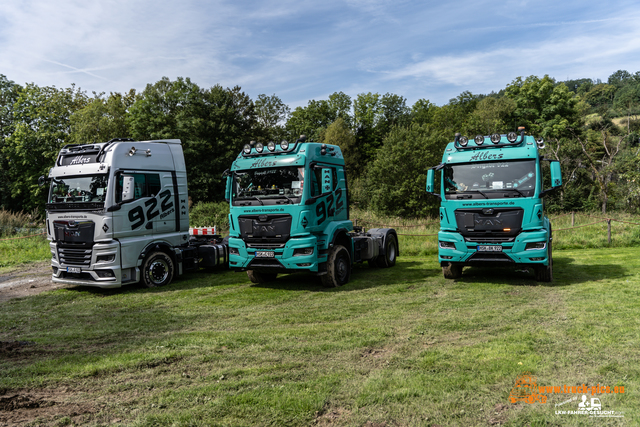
[571,212,575,227]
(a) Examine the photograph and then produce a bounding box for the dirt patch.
[0,389,99,426]
[0,261,72,303]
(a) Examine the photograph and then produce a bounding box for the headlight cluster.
[293,247,314,256]
[439,241,456,249]
[525,242,546,251]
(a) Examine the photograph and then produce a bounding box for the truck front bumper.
[438,229,551,268]
[228,236,323,273]
[50,240,138,288]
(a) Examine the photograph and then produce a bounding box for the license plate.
[255,251,275,258]
[477,245,502,252]
[67,266,82,273]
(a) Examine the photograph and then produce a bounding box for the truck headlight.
[525,242,546,251]
[293,247,314,256]
[229,247,239,255]
[96,254,116,263]
[439,241,456,249]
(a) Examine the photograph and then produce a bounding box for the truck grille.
[455,208,523,239]
[238,214,292,244]
[58,246,93,266]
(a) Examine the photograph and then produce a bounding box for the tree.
[361,124,447,217]
[322,117,360,179]
[504,75,581,141]
[0,75,22,209]
[254,93,290,143]
[465,96,516,136]
[69,90,136,145]
[285,92,354,143]
[127,77,257,203]
[4,84,88,212]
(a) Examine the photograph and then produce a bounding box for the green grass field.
[1,237,638,425]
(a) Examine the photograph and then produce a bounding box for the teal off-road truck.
[224,137,398,287]
[426,128,562,281]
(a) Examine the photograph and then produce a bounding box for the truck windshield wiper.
[274,195,296,204]
[457,190,489,199]
[503,188,527,197]
[236,196,264,205]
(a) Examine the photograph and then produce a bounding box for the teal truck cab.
[426,128,562,281]
[225,137,398,287]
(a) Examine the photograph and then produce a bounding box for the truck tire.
[142,251,174,287]
[535,243,553,282]
[321,245,351,287]
[375,234,398,268]
[247,270,278,283]
[442,262,462,279]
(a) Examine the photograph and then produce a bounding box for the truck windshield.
[233,166,304,206]
[444,160,536,199]
[48,175,109,204]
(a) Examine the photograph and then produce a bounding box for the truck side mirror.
[122,175,135,202]
[225,175,232,202]
[426,169,441,200]
[550,161,562,188]
[38,175,46,187]
[321,168,333,194]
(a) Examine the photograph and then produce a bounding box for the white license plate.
[477,245,502,252]
[255,251,275,258]
[67,266,82,273]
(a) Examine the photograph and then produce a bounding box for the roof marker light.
[490,133,501,144]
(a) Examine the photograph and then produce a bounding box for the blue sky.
[2,0,640,109]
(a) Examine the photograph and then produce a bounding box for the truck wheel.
[442,262,462,279]
[142,251,174,287]
[375,234,398,268]
[535,243,553,282]
[321,245,351,287]
[247,270,278,283]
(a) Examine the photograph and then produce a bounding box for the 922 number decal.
[316,188,343,225]
[128,190,174,230]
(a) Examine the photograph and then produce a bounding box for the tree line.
[1,71,640,217]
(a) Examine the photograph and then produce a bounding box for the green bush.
[0,209,43,237]
[189,201,229,230]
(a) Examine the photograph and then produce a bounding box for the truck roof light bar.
[454,127,527,150]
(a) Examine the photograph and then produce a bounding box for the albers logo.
[469,151,504,161]
[69,155,91,165]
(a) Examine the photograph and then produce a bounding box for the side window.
[115,173,161,203]
[311,167,337,197]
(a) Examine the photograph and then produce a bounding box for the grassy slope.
[1,246,638,426]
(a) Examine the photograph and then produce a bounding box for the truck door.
[112,172,163,240]
[310,165,345,226]
[153,171,177,235]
